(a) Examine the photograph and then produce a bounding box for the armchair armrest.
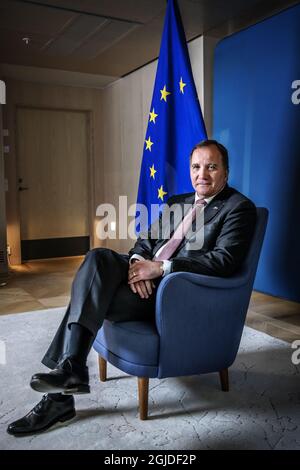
[155,272,251,378]
[163,271,249,289]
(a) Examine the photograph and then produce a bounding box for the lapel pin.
[213,206,218,210]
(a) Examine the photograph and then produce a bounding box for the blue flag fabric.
[136,0,207,232]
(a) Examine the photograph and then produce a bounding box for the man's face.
[190,145,228,198]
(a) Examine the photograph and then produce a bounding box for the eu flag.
[136,0,207,232]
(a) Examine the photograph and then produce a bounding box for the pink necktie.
[154,198,206,261]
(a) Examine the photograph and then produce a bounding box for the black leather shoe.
[30,357,90,394]
[7,394,75,436]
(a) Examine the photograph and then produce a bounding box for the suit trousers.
[41,248,157,370]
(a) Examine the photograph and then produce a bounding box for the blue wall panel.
[213,4,300,302]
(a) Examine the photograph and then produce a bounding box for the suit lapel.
[180,185,231,249]
[203,196,226,224]
[153,193,194,256]
[180,194,195,216]
[204,184,231,224]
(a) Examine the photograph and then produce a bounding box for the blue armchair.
[93,208,268,419]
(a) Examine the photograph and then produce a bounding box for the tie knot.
[195,198,206,207]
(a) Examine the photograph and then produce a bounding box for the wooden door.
[17,108,90,260]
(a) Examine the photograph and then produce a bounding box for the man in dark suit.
[7,139,256,436]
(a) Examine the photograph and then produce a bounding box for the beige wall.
[0,104,8,273]
[101,60,157,253]
[4,34,216,262]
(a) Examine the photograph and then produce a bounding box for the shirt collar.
[194,183,227,206]
[195,192,215,206]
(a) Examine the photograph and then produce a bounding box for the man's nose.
[197,166,208,179]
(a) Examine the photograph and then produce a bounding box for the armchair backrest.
[237,207,269,285]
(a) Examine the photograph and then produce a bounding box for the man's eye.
[208,164,217,170]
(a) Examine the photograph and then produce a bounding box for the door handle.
[18,186,29,191]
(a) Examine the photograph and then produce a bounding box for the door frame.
[15,105,95,260]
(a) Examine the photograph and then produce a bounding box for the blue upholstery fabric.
[93,320,159,378]
[93,208,268,380]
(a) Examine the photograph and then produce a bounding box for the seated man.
[7,139,256,436]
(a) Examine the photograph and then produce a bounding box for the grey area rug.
[0,307,299,450]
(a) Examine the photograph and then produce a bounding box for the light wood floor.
[0,257,299,344]
[0,257,82,313]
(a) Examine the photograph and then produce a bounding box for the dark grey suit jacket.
[129,185,257,277]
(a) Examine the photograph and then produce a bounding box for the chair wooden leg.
[98,356,107,382]
[138,377,149,420]
[219,368,229,391]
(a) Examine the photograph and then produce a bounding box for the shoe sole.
[63,384,90,394]
[7,409,76,437]
[30,379,90,395]
[58,409,77,422]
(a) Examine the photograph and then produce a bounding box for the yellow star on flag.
[145,136,154,151]
[149,108,158,123]
[158,185,167,201]
[179,77,186,94]
[160,85,171,102]
[149,164,157,179]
